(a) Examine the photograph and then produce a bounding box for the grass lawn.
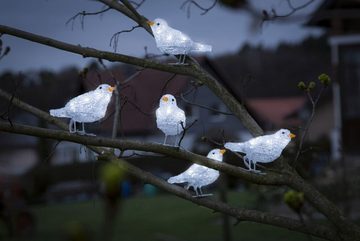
[3,191,324,241]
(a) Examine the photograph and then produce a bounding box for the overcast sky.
[0,0,323,72]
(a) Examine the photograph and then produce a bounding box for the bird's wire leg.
[202,188,213,197]
[163,135,168,145]
[180,54,188,65]
[252,162,263,174]
[243,157,250,170]
[68,120,72,133]
[69,120,76,133]
[244,158,252,172]
[193,186,199,197]
[194,187,213,198]
[77,122,96,136]
[77,122,86,135]
[176,55,182,65]
[174,135,178,147]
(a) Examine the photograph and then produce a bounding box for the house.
[307,0,360,159]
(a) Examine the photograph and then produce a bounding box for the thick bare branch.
[0,120,338,240]
[0,118,284,186]
[0,24,263,136]
[0,25,190,75]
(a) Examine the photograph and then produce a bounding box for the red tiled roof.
[246,97,306,127]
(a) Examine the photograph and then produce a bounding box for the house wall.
[308,101,335,142]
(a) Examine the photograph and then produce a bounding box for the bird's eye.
[212,152,215,155]
[172,99,174,102]
[282,131,285,134]
[156,22,160,26]
[99,86,102,89]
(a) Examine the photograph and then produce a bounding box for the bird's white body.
[50,84,114,133]
[168,149,225,196]
[149,18,212,56]
[156,94,186,143]
[225,129,295,172]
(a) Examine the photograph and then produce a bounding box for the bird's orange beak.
[289,133,296,139]
[162,96,169,102]
[147,20,155,26]
[108,86,115,93]
[220,149,226,155]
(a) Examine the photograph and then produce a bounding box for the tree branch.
[0,24,263,136]
[0,24,190,75]
[0,120,340,241]
[97,0,152,35]
[0,119,285,186]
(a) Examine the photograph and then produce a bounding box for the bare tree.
[0,1,360,241]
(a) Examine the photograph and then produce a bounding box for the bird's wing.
[166,28,193,45]
[243,136,272,152]
[168,164,207,184]
[65,91,96,113]
[243,135,283,162]
[226,134,277,155]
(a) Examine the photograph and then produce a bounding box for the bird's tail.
[167,174,186,184]
[192,42,212,52]
[50,108,68,118]
[224,142,245,153]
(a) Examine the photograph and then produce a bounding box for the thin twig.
[0,76,22,127]
[125,99,153,116]
[293,86,326,167]
[66,7,111,30]
[0,46,10,61]
[129,0,146,9]
[180,93,233,116]
[160,73,177,97]
[180,0,218,18]
[110,25,141,52]
[261,0,315,23]
[178,119,198,147]
[43,141,62,163]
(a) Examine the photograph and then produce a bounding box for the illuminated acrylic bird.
[147,18,212,64]
[168,148,225,197]
[225,129,296,172]
[156,94,186,145]
[50,84,115,134]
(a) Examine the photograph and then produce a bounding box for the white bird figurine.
[156,94,186,146]
[168,148,225,197]
[147,18,212,64]
[225,129,296,173]
[50,84,115,134]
